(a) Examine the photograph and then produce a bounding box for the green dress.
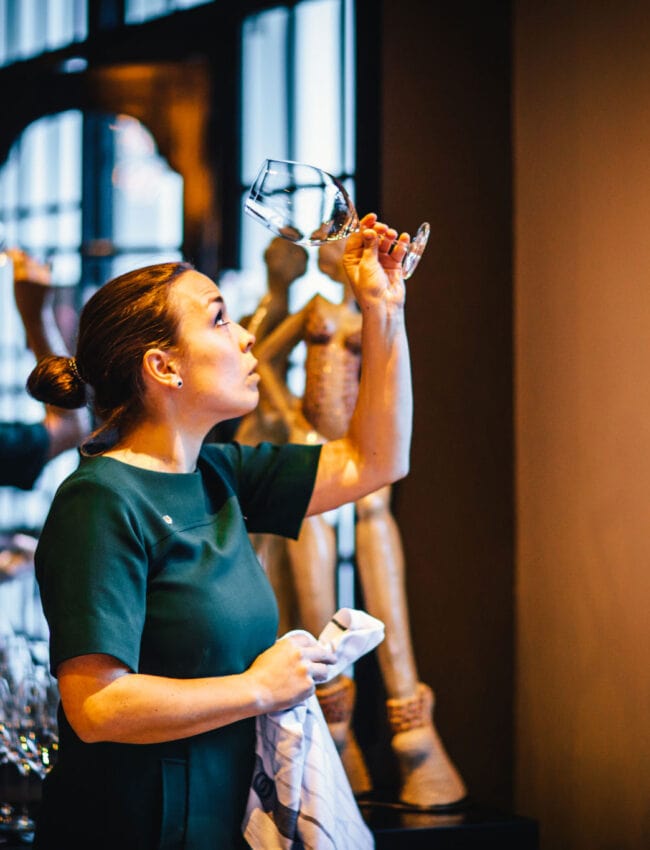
[34,441,321,850]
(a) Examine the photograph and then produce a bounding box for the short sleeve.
[35,476,148,675]
[201,442,321,539]
[0,422,49,490]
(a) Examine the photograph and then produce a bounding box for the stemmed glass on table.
[0,633,59,841]
[245,159,430,280]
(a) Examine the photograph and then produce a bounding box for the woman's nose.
[240,325,255,352]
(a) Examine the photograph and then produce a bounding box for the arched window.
[0,0,357,614]
[0,111,183,535]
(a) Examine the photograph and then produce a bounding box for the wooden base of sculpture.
[387,683,467,808]
[317,674,373,794]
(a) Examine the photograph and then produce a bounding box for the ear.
[142,348,181,389]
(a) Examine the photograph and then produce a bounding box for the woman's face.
[169,271,259,423]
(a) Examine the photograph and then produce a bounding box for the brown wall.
[376,2,515,807]
[515,2,650,848]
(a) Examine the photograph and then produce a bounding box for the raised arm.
[306,213,413,516]
[11,249,89,458]
[10,249,65,360]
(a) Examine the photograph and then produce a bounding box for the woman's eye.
[214,310,230,327]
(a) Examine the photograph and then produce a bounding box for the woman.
[27,214,412,849]
[0,249,87,489]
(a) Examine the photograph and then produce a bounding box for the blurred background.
[0,2,648,849]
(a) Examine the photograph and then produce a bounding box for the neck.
[105,421,204,473]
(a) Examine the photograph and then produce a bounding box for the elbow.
[62,698,116,744]
[67,710,107,744]
[389,449,410,483]
[66,715,103,744]
[76,726,103,744]
[388,459,409,485]
[372,458,409,492]
[368,453,410,490]
[395,458,410,482]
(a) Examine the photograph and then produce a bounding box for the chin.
[238,393,260,418]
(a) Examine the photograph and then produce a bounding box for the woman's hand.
[245,632,336,713]
[342,213,410,313]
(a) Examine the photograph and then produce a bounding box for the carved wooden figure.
[235,239,308,634]
[238,238,466,808]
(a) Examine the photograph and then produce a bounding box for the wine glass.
[245,159,430,280]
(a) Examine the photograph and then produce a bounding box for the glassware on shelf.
[0,633,60,841]
[245,159,430,280]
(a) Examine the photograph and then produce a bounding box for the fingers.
[305,643,337,684]
[303,642,337,665]
[360,217,410,260]
[386,232,410,264]
[310,662,332,684]
[285,631,319,647]
[285,634,336,664]
[358,212,378,230]
[289,639,336,686]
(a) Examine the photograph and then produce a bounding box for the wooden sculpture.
[237,237,467,808]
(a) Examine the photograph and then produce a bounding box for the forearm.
[11,251,69,360]
[60,637,328,744]
[307,302,412,515]
[24,309,69,361]
[348,301,412,483]
[304,217,414,515]
[63,669,264,744]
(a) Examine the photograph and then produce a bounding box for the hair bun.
[68,357,85,385]
[27,355,87,410]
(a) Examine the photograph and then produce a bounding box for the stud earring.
[176,379,183,388]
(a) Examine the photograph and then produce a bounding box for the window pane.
[51,249,81,287]
[0,0,87,67]
[125,0,167,24]
[18,0,45,60]
[0,0,6,65]
[47,0,87,50]
[175,0,211,8]
[109,250,182,281]
[342,0,355,174]
[0,111,84,536]
[238,0,356,315]
[58,111,83,204]
[110,116,183,250]
[241,8,290,184]
[0,151,18,217]
[294,0,343,172]
[125,0,211,25]
[18,120,50,207]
